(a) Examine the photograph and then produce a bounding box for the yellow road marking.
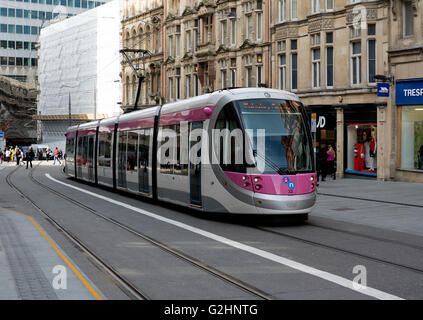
[0,207,103,300]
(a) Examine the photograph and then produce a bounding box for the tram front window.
[235,99,313,174]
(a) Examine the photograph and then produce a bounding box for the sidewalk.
[313,177,423,236]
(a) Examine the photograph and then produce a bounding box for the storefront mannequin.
[363,130,371,169]
[369,127,377,171]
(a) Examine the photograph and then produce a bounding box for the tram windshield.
[235,99,313,174]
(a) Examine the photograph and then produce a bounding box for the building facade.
[36,0,122,151]
[0,0,108,83]
[121,0,423,182]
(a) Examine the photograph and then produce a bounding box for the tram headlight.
[310,176,314,181]
[311,182,315,189]
[255,184,262,191]
[242,176,247,181]
[253,177,260,183]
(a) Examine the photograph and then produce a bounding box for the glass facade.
[401,106,423,171]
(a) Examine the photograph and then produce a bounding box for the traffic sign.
[0,131,4,139]
[311,113,317,133]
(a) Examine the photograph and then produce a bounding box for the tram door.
[138,129,150,193]
[117,131,127,189]
[189,121,202,206]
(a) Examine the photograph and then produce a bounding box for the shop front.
[396,79,423,180]
[343,105,378,177]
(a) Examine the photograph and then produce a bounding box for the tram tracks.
[17,165,274,300]
[252,225,423,276]
[6,165,149,300]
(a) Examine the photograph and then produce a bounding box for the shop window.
[346,124,377,175]
[401,106,423,170]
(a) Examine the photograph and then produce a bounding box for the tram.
[65,88,316,217]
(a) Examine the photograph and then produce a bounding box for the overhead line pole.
[120,49,151,113]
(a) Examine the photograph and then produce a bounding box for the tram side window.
[159,125,174,174]
[127,132,138,172]
[66,137,75,162]
[98,132,112,167]
[87,135,94,168]
[159,124,188,175]
[214,103,247,173]
[77,136,84,166]
[138,129,150,170]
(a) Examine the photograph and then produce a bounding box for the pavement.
[314,177,423,236]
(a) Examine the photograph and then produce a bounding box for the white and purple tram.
[65,88,316,217]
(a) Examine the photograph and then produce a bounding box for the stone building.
[0,75,37,149]
[121,0,164,112]
[121,0,423,182]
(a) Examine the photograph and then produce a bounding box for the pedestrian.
[15,147,21,166]
[0,148,3,164]
[53,147,61,165]
[322,145,336,181]
[5,148,10,162]
[10,147,14,162]
[26,146,35,169]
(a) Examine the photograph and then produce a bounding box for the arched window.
[125,76,130,105]
[154,28,160,53]
[138,27,144,50]
[132,75,137,104]
[132,29,137,49]
[146,26,151,51]
[125,32,130,48]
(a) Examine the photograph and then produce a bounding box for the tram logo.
[282,176,295,190]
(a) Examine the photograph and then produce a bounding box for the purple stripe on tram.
[118,117,156,131]
[159,106,216,126]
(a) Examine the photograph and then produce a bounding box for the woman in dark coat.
[26,147,35,169]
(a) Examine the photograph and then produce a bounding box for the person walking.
[322,145,336,181]
[5,148,10,162]
[15,147,21,166]
[26,147,35,169]
[53,147,61,165]
[0,148,3,164]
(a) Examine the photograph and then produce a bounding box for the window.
[245,14,251,40]
[8,25,15,34]
[186,30,191,52]
[326,47,333,87]
[0,24,6,33]
[245,56,253,87]
[279,54,286,90]
[169,78,173,100]
[230,58,237,87]
[16,9,23,18]
[168,35,173,57]
[291,39,297,50]
[291,0,298,20]
[368,39,376,83]
[221,69,227,89]
[8,41,15,49]
[326,0,333,11]
[326,32,333,44]
[0,40,6,49]
[291,53,298,90]
[186,75,191,98]
[312,48,321,88]
[0,8,6,17]
[230,18,236,45]
[175,33,180,57]
[194,74,199,96]
[278,0,286,22]
[256,11,263,40]
[351,41,362,85]
[367,24,376,36]
[98,132,112,167]
[221,20,227,45]
[400,106,423,171]
[8,8,15,17]
[176,68,181,100]
[403,0,414,37]
[312,0,320,13]
[16,25,23,34]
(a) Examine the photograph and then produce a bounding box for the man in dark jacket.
[26,147,35,169]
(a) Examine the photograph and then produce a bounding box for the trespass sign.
[396,79,423,105]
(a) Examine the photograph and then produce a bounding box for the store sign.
[317,116,326,128]
[377,83,390,97]
[396,79,423,105]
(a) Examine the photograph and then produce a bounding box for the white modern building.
[0,0,108,83]
[36,0,122,150]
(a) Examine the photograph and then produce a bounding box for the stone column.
[335,106,344,179]
[377,103,388,181]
